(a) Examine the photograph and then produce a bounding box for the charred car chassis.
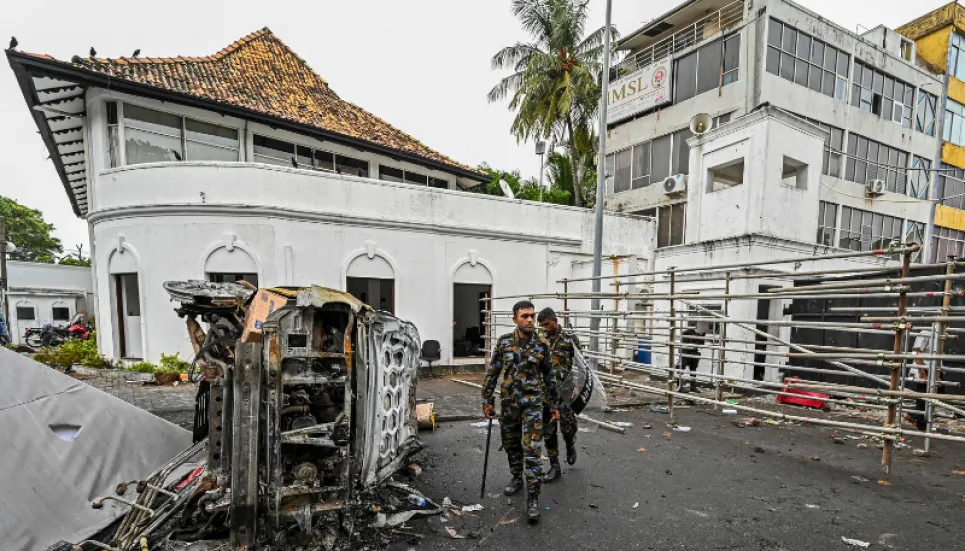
[77,282,423,550]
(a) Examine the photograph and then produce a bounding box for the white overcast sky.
[0,0,949,254]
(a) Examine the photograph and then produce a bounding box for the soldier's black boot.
[504,476,523,496]
[566,442,577,465]
[690,381,699,393]
[544,458,562,483]
[527,497,540,524]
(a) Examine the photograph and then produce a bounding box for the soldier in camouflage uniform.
[537,307,581,482]
[482,300,561,524]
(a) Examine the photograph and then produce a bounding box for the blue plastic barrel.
[636,338,652,365]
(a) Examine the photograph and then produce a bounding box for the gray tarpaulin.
[0,349,192,551]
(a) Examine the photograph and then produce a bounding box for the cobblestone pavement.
[70,370,197,413]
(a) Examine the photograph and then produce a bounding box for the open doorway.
[113,273,142,359]
[453,284,490,357]
[347,277,394,314]
[753,285,781,381]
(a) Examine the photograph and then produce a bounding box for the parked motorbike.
[23,313,93,348]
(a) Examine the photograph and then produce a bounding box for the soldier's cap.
[537,307,557,323]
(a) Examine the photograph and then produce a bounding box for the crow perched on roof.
[90,47,96,57]
[132,49,140,58]
[291,156,298,168]
[8,36,17,50]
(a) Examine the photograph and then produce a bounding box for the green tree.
[0,196,63,263]
[472,163,572,206]
[545,150,596,208]
[58,244,91,267]
[489,0,618,207]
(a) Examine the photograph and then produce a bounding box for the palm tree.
[489,0,618,207]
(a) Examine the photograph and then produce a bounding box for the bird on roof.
[291,156,298,169]
[132,49,140,58]
[8,36,17,50]
[90,47,96,57]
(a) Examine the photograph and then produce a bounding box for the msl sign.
[608,61,672,123]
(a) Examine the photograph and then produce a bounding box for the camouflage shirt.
[543,330,581,406]
[482,329,560,408]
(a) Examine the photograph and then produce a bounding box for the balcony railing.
[612,0,745,79]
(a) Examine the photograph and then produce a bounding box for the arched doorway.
[109,248,142,359]
[346,254,395,314]
[452,262,493,358]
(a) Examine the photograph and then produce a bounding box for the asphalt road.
[398,406,965,551]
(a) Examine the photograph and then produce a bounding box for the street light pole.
[536,140,547,202]
[590,0,614,362]
[0,216,8,326]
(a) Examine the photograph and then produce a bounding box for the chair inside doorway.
[452,284,490,358]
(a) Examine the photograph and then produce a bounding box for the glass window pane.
[672,128,694,175]
[186,141,239,162]
[780,52,794,80]
[766,46,781,75]
[336,155,369,177]
[796,32,811,59]
[614,149,632,192]
[782,27,797,53]
[675,51,698,102]
[125,127,182,164]
[296,145,313,167]
[822,70,835,96]
[861,64,873,88]
[405,171,429,185]
[794,58,809,86]
[379,165,405,183]
[883,76,895,99]
[808,65,822,91]
[253,135,294,160]
[124,103,181,134]
[429,177,448,189]
[824,46,837,71]
[314,150,334,171]
[810,40,824,65]
[651,135,672,181]
[723,35,741,72]
[185,119,238,148]
[696,40,723,95]
[768,19,783,47]
[836,52,849,76]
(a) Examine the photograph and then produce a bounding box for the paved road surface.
[401,406,965,551]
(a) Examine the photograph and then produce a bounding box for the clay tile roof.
[64,28,481,176]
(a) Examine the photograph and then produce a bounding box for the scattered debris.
[811,456,821,462]
[642,423,653,429]
[462,504,485,512]
[953,470,965,475]
[498,517,518,526]
[589,504,599,509]
[665,470,673,476]
[858,443,870,449]
[405,463,423,477]
[722,409,738,414]
[754,446,766,454]
[612,421,634,428]
[416,403,436,430]
[877,480,892,487]
[663,432,673,438]
[851,476,870,483]
[673,426,692,432]
[841,536,871,548]
[452,379,484,390]
[726,399,741,405]
[805,504,820,510]
[637,447,647,452]
[913,449,929,457]
[471,420,499,427]
[445,527,468,539]
[649,404,670,414]
[632,502,639,509]
[579,414,627,434]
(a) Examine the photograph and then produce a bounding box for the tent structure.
[0,349,192,551]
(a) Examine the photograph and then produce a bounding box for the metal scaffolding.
[482,244,965,474]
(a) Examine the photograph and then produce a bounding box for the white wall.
[86,163,655,363]
[5,261,93,345]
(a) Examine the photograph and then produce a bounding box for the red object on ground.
[176,466,205,490]
[777,377,831,409]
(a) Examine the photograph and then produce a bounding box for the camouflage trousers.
[542,405,577,459]
[500,400,544,498]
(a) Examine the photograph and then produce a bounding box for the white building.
[5,261,94,345]
[7,28,655,362]
[599,0,942,382]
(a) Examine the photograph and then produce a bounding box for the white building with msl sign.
[607,59,673,123]
[6,28,655,363]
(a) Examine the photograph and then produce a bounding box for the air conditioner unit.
[663,174,688,197]
[865,179,886,198]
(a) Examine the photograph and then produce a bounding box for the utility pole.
[536,140,547,202]
[589,0,614,362]
[0,216,8,326]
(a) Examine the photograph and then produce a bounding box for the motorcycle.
[23,313,93,348]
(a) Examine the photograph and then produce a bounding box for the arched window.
[346,255,395,314]
[205,246,259,287]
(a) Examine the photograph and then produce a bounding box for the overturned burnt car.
[75,282,424,550]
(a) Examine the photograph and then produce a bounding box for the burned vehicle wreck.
[77,282,425,550]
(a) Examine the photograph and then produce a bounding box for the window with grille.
[638,205,686,248]
[766,18,849,101]
[838,206,902,251]
[949,33,965,81]
[909,156,932,199]
[124,103,240,164]
[932,226,965,262]
[916,90,938,137]
[943,98,965,147]
[800,116,844,177]
[851,60,913,128]
[817,201,837,246]
[936,163,965,210]
[673,34,741,104]
[844,133,908,193]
